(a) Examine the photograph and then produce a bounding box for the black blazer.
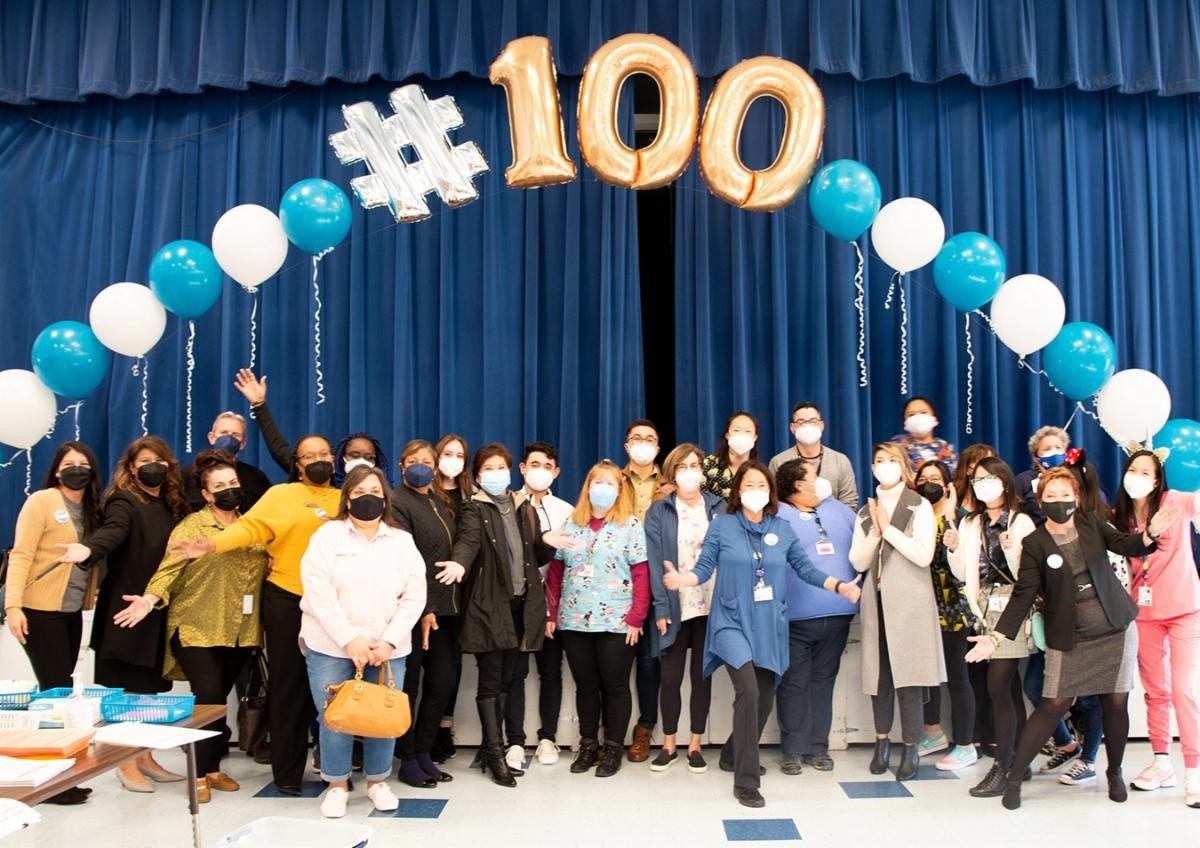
[995,512,1154,651]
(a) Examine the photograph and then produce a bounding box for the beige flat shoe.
[138,761,186,783]
[116,769,155,793]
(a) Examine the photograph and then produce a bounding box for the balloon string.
[899,277,908,396]
[185,320,196,453]
[964,314,975,436]
[883,271,899,310]
[24,451,31,496]
[56,401,83,440]
[312,255,326,406]
[0,447,29,470]
[852,242,868,388]
[249,291,258,372]
[139,357,150,436]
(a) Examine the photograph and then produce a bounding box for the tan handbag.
[322,661,411,738]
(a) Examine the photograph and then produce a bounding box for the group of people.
[4,379,1198,813]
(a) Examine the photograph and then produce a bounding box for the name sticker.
[53,509,69,524]
[1046,554,1063,570]
[315,508,328,520]
[764,533,779,547]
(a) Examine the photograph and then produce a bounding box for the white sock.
[1154,753,1172,768]
[1186,766,1200,779]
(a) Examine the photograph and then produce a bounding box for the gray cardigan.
[767,444,859,510]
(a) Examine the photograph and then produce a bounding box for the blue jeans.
[306,650,407,782]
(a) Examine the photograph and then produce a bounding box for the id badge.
[243,594,254,615]
[988,594,1008,613]
[753,582,774,603]
[1138,585,1153,607]
[815,541,835,556]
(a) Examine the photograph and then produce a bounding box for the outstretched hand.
[233,369,267,406]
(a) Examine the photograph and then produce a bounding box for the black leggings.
[987,658,1028,768]
[397,614,459,758]
[1007,692,1130,781]
[560,630,635,743]
[170,635,251,775]
[872,601,924,744]
[20,609,83,690]
[659,617,711,737]
[924,629,976,746]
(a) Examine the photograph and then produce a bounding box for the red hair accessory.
[1064,448,1085,468]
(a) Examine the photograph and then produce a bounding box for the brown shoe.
[196,777,212,804]
[206,772,240,792]
[628,726,652,763]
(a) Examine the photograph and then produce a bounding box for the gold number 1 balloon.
[577,33,698,190]
[490,36,577,188]
[699,56,825,212]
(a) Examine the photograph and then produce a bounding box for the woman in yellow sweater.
[171,433,339,795]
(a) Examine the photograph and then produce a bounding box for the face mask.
[404,463,435,488]
[918,481,945,504]
[344,457,374,474]
[348,493,386,521]
[903,413,938,436]
[211,487,242,511]
[438,456,465,479]
[58,466,92,491]
[873,461,902,486]
[304,460,334,485]
[524,467,555,493]
[136,462,168,488]
[589,482,619,511]
[1038,450,1066,470]
[813,477,833,502]
[794,424,822,446]
[212,434,242,457]
[740,489,770,513]
[973,478,1005,506]
[1042,500,1077,524]
[728,433,756,456]
[675,469,703,493]
[1122,472,1156,501]
[479,469,511,496]
[628,443,657,466]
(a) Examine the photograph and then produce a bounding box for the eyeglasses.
[973,475,1000,484]
[299,451,333,463]
[792,418,823,426]
[628,435,658,445]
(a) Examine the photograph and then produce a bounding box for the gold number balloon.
[577,33,698,190]
[490,36,577,188]
[699,57,825,212]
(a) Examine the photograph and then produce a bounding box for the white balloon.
[989,274,1066,356]
[212,204,289,289]
[0,370,58,449]
[89,282,167,358]
[870,197,945,273]
[1096,369,1172,445]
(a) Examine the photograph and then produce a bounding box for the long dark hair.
[288,433,331,483]
[725,460,777,517]
[335,465,402,528]
[1113,450,1168,531]
[105,435,188,519]
[433,433,475,511]
[1065,449,1109,519]
[715,411,760,468]
[953,443,996,508]
[333,432,392,487]
[968,456,1022,518]
[41,441,103,536]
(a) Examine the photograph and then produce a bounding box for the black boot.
[571,738,599,773]
[431,726,456,763]
[869,739,891,775]
[969,762,1009,797]
[476,698,516,788]
[495,693,523,776]
[1001,775,1022,810]
[595,741,623,778]
[1107,768,1128,803]
[895,744,919,781]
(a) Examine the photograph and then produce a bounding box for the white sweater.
[849,484,936,572]
[947,511,1035,622]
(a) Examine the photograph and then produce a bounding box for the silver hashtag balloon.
[329,85,489,223]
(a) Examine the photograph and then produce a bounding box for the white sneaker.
[505,744,526,772]
[1184,770,1200,808]
[535,738,560,765]
[1132,760,1177,791]
[320,787,349,819]
[366,782,399,812]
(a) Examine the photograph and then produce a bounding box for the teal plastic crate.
[101,694,196,724]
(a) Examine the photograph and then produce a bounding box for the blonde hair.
[873,442,916,489]
[570,460,636,527]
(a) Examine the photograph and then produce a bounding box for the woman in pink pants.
[1114,450,1200,808]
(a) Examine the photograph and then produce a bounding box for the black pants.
[986,658,1027,768]
[397,614,459,757]
[721,662,776,789]
[871,601,924,744]
[923,629,976,746]
[659,616,712,737]
[261,581,315,787]
[560,630,635,743]
[634,621,661,730]
[505,632,564,745]
[777,615,853,756]
[170,634,251,775]
[969,653,995,743]
[20,609,83,690]
[475,598,526,703]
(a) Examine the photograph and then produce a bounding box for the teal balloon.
[31,320,111,399]
[807,160,881,241]
[279,178,352,254]
[932,232,1006,311]
[1154,418,1200,492]
[1042,322,1117,401]
[149,240,222,319]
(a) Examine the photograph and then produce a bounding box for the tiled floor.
[5,742,1195,847]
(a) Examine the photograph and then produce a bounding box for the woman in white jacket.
[947,457,1035,798]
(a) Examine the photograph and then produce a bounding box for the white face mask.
[438,456,465,479]
[794,424,822,446]
[628,442,657,466]
[972,478,1005,506]
[728,433,756,456]
[344,457,374,474]
[740,489,770,513]
[675,469,703,493]
[903,413,938,436]
[873,461,902,486]
[1122,472,1156,501]
[813,477,833,502]
[524,467,555,493]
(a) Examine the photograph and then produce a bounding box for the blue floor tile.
[839,781,913,799]
[255,780,326,798]
[723,819,801,841]
[888,764,959,780]
[369,798,449,819]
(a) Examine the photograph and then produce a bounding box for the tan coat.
[4,489,99,612]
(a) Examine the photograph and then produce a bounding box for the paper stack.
[0,755,74,788]
[0,729,94,758]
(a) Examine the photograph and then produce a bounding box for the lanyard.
[1132,522,1155,586]
[743,528,766,582]
[812,510,829,543]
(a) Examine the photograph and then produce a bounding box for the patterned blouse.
[931,515,971,632]
[556,516,648,633]
[701,453,734,499]
[675,498,715,621]
[890,434,958,475]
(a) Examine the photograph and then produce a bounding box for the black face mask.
[136,462,168,488]
[1042,500,1077,524]
[348,494,386,521]
[59,466,92,491]
[304,461,334,485]
[211,488,242,511]
[918,482,945,504]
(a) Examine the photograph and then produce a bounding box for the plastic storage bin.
[101,694,196,724]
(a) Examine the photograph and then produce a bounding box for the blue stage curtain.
[673,73,1200,489]
[0,77,642,537]
[1,0,1198,104]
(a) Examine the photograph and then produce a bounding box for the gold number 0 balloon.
[577,34,698,190]
[699,57,825,212]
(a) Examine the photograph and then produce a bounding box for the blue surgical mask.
[403,463,435,488]
[480,469,511,496]
[1038,450,1066,470]
[213,434,241,457]
[589,482,619,511]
